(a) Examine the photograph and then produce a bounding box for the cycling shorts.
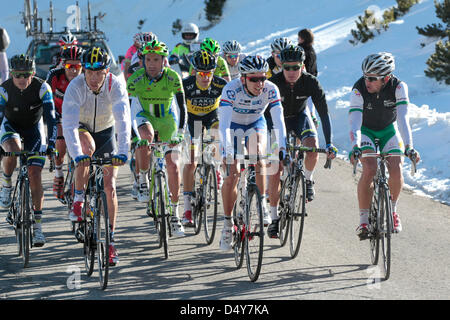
[79,124,117,159]
[187,110,219,139]
[223,116,267,157]
[361,123,403,154]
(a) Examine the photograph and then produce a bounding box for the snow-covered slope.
[1,0,449,204]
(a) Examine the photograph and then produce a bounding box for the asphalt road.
[0,155,449,303]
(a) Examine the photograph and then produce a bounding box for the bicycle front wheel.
[379,186,392,281]
[369,185,380,265]
[20,179,31,268]
[278,178,290,247]
[192,165,203,235]
[245,187,264,282]
[83,193,95,277]
[96,191,110,290]
[289,173,306,259]
[233,189,245,269]
[203,165,218,245]
[156,174,169,259]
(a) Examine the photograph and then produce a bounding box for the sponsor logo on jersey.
[226,90,236,100]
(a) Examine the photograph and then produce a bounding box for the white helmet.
[271,37,293,52]
[239,55,269,74]
[134,32,158,46]
[181,23,199,44]
[362,52,395,75]
[222,40,242,54]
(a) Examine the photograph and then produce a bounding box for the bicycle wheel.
[379,186,392,281]
[369,184,380,265]
[278,178,290,247]
[245,187,264,282]
[96,191,110,290]
[150,174,162,248]
[20,179,31,268]
[203,165,218,245]
[289,173,306,259]
[192,165,203,235]
[12,182,22,257]
[83,192,95,277]
[65,161,75,233]
[156,174,169,259]
[232,188,245,269]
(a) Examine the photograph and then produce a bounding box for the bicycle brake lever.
[324,158,332,169]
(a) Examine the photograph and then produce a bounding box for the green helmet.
[200,37,221,54]
[140,40,169,57]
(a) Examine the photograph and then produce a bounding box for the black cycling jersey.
[352,75,401,131]
[268,71,333,144]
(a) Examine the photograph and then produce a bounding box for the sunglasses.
[84,62,106,69]
[226,54,239,59]
[283,64,303,71]
[197,70,213,77]
[11,71,33,79]
[247,76,267,83]
[364,75,385,82]
[64,63,82,70]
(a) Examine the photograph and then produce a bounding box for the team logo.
[226,90,236,100]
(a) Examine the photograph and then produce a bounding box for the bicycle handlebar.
[0,150,57,172]
[352,152,417,176]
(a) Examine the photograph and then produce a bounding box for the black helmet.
[190,50,217,71]
[10,54,35,72]
[81,47,111,70]
[280,45,305,63]
[61,46,84,61]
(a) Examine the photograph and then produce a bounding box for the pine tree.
[204,0,227,25]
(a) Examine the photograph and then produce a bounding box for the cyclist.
[266,37,293,79]
[0,54,57,247]
[127,32,158,79]
[221,40,246,80]
[218,55,287,250]
[122,32,149,81]
[266,45,337,238]
[62,47,131,265]
[169,22,201,76]
[349,52,420,239]
[181,50,227,227]
[49,33,78,71]
[188,38,231,82]
[127,40,187,237]
[46,46,84,200]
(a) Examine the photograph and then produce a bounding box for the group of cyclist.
[0,22,420,267]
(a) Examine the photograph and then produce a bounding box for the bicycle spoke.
[289,174,306,259]
[203,165,218,245]
[245,188,264,282]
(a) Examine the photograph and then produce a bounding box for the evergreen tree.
[204,0,227,24]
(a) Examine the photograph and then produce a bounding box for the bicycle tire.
[21,178,31,268]
[369,184,380,265]
[96,191,110,290]
[233,189,245,269]
[156,174,169,259]
[203,165,218,245]
[12,181,23,257]
[83,192,95,277]
[150,172,162,248]
[192,165,203,235]
[278,178,290,247]
[289,172,306,259]
[379,186,392,281]
[245,186,264,282]
[65,161,75,233]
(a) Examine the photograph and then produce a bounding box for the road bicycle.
[352,140,417,280]
[2,150,55,268]
[278,132,332,259]
[75,157,112,290]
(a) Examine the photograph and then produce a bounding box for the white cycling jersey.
[218,78,287,157]
[62,72,131,159]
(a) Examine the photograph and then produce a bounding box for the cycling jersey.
[183,75,226,137]
[128,67,187,142]
[62,72,131,160]
[121,44,138,71]
[170,42,202,73]
[348,76,412,148]
[0,77,57,146]
[218,78,287,157]
[266,56,282,79]
[268,70,333,145]
[47,68,70,117]
[221,53,246,80]
[189,55,231,79]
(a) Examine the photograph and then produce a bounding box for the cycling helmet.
[280,45,305,63]
[191,50,217,71]
[140,40,169,57]
[181,23,199,44]
[201,38,221,54]
[222,40,242,54]
[82,47,111,70]
[271,37,293,52]
[61,46,84,61]
[239,55,269,74]
[59,33,78,47]
[134,32,158,45]
[362,52,395,76]
[10,54,35,72]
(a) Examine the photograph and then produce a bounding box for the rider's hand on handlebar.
[405,146,420,163]
[326,143,338,159]
[349,146,362,165]
[75,155,91,168]
[112,154,128,166]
